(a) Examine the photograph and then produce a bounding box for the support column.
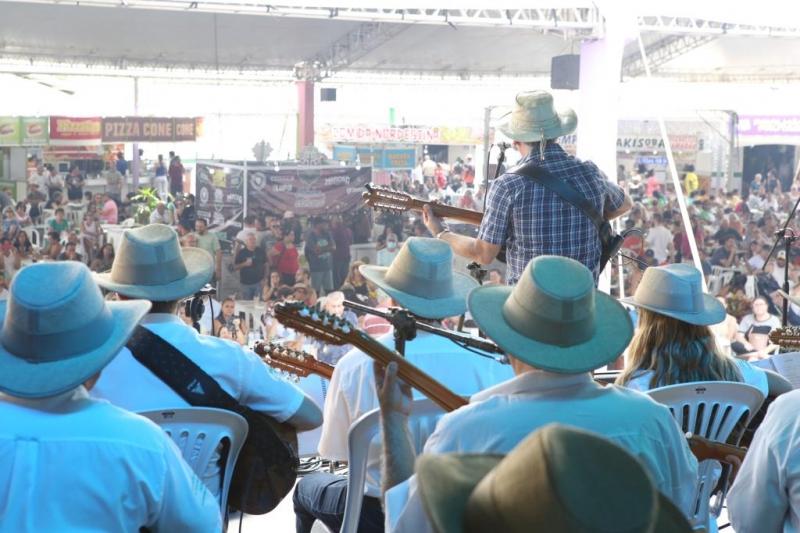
[131,76,140,192]
[296,79,315,151]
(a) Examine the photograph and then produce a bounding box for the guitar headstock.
[769,326,800,349]
[274,301,356,346]
[362,184,415,214]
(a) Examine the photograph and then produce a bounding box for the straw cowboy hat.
[496,90,577,143]
[468,256,632,373]
[0,262,150,398]
[359,237,478,319]
[621,263,724,326]
[94,223,213,301]
[417,424,691,533]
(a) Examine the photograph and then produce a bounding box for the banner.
[333,145,415,169]
[247,165,371,216]
[49,116,102,144]
[102,116,198,142]
[0,117,21,146]
[321,124,486,146]
[195,161,245,241]
[21,117,48,145]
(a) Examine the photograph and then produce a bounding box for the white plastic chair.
[23,226,40,248]
[138,407,249,515]
[647,382,765,531]
[339,399,445,533]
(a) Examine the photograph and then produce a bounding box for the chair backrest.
[647,381,765,530]
[138,407,249,514]
[23,227,40,247]
[340,399,445,533]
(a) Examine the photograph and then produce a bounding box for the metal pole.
[132,76,140,192]
[481,106,492,185]
[727,111,738,194]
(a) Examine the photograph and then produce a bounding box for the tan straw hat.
[468,255,632,373]
[417,424,691,533]
[496,90,577,142]
[94,223,213,301]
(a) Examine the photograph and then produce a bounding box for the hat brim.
[93,247,213,301]
[0,299,150,398]
[620,293,725,326]
[417,455,691,533]
[496,109,577,142]
[469,286,632,373]
[359,265,477,319]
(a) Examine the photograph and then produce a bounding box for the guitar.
[254,342,335,380]
[363,184,483,225]
[274,301,748,464]
[686,432,747,463]
[274,302,467,412]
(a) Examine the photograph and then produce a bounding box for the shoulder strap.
[126,325,248,417]
[508,162,605,230]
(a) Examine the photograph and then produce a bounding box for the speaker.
[550,54,580,90]
[320,88,337,102]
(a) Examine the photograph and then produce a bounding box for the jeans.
[333,257,350,290]
[240,282,261,300]
[310,269,334,296]
[293,473,384,533]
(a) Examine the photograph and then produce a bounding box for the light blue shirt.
[0,386,221,532]
[624,358,769,398]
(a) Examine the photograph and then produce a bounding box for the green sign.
[0,117,21,146]
[21,117,48,145]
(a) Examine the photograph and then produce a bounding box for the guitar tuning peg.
[299,308,310,317]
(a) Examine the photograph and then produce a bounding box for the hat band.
[2,305,115,361]
[384,265,454,300]
[511,111,563,131]
[111,256,189,287]
[502,299,595,347]
[634,283,702,314]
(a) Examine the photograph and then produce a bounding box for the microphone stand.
[344,299,507,362]
[763,193,800,326]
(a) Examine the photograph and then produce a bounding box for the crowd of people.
[4,89,800,533]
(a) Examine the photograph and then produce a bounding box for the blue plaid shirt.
[478,143,625,285]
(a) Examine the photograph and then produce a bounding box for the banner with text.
[102,117,198,142]
[320,124,486,146]
[333,145,416,169]
[0,118,21,146]
[247,165,371,216]
[195,161,245,242]
[21,117,48,145]
[49,116,102,145]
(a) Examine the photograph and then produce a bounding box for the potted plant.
[131,187,172,225]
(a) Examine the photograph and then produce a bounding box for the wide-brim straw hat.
[360,237,478,319]
[496,90,577,142]
[620,263,724,326]
[94,223,213,301]
[0,262,150,398]
[417,424,691,533]
[469,256,632,373]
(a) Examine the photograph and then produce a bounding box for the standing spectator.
[44,164,64,202]
[168,155,185,196]
[683,164,699,196]
[463,154,475,187]
[377,232,400,267]
[105,162,123,205]
[269,228,299,286]
[98,192,118,225]
[178,194,197,233]
[644,213,673,264]
[234,233,267,300]
[153,155,168,199]
[193,218,221,284]
[305,217,336,296]
[644,169,660,197]
[65,165,85,203]
[457,188,478,211]
[283,211,303,245]
[115,151,129,175]
[330,215,353,289]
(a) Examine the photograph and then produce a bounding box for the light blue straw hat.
[468,256,632,373]
[94,223,213,301]
[0,262,150,398]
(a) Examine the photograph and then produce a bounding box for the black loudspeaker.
[320,88,337,101]
[550,54,580,90]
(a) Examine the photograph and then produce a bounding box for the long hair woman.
[616,264,775,396]
[213,297,248,345]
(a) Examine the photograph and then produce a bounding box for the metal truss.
[638,16,800,38]
[312,21,412,76]
[622,34,717,78]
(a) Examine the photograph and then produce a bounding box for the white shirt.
[739,313,782,334]
[0,387,221,532]
[92,314,307,495]
[749,254,766,270]
[728,389,800,533]
[624,358,769,398]
[235,227,258,243]
[645,225,672,263]
[318,331,514,498]
[150,208,173,225]
[385,372,698,533]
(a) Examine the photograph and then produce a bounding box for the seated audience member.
[416,425,691,533]
[343,260,377,305]
[616,264,774,397]
[149,201,173,225]
[378,256,698,533]
[48,207,70,236]
[710,296,740,356]
[58,241,83,263]
[2,206,20,240]
[80,213,100,262]
[99,192,118,224]
[13,230,33,259]
[45,233,62,261]
[487,268,504,286]
[262,270,287,303]
[311,291,358,365]
[710,237,739,268]
[293,238,515,533]
[1,238,21,279]
[0,262,221,531]
[91,224,322,499]
[14,202,31,227]
[213,297,248,345]
[733,296,782,358]
[728,389,800,533]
